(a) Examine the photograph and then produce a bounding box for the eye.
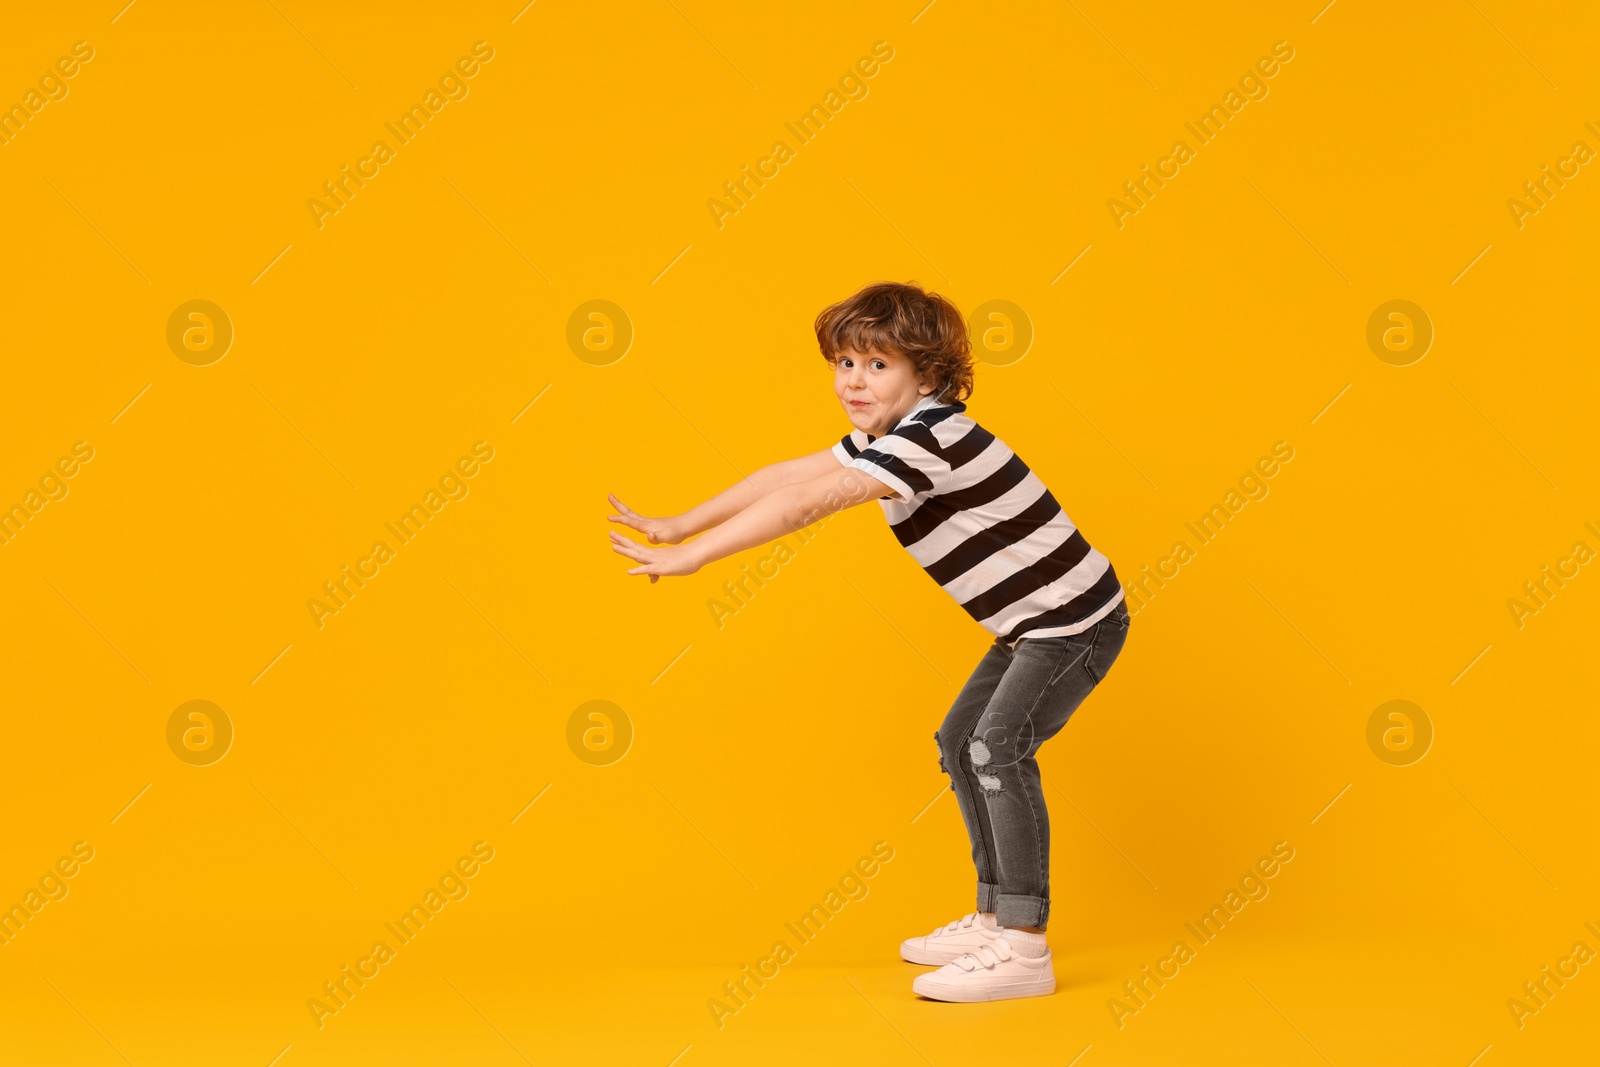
[872,360,886,370]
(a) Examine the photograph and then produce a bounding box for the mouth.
[848,400,870,409]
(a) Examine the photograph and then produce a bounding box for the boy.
[607,281,1129,1002]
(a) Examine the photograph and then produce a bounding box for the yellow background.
[2,1,1596,1063]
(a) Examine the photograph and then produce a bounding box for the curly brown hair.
[813,281,975,404]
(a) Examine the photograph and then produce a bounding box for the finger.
[650,574,659,584]
[612,542,648,563]
[613,538,650,561]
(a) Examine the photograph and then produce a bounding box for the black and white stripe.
[834,395,1123,644]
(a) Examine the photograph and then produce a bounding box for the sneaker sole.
[899,942,972,966]
[912,975,1056,1003]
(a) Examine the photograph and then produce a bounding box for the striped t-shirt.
[833,394,1124,646]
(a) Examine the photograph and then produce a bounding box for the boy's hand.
[606,493,684,545]
[609,530,702,584]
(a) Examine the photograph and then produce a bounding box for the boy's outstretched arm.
[608,447,844,545]
[610,462,892,582]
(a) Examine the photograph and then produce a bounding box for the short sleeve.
[848,424,951,502]
[832,428,871,467]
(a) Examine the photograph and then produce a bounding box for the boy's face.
[833,345,935,438]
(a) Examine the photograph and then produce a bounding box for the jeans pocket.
[1037,636,1086,688]
[1085,615,1128,684]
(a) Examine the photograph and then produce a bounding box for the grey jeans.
[935,601,1130,929]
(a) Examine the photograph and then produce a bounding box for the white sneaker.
[899,911,1004,965]
[912,939,1055,1002]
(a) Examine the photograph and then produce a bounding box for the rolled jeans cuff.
[981,887,1049,929]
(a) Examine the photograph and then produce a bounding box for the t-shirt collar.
[864,393,964,442]
[895,392,962,428]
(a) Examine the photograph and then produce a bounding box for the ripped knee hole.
[968,738,1003,795]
